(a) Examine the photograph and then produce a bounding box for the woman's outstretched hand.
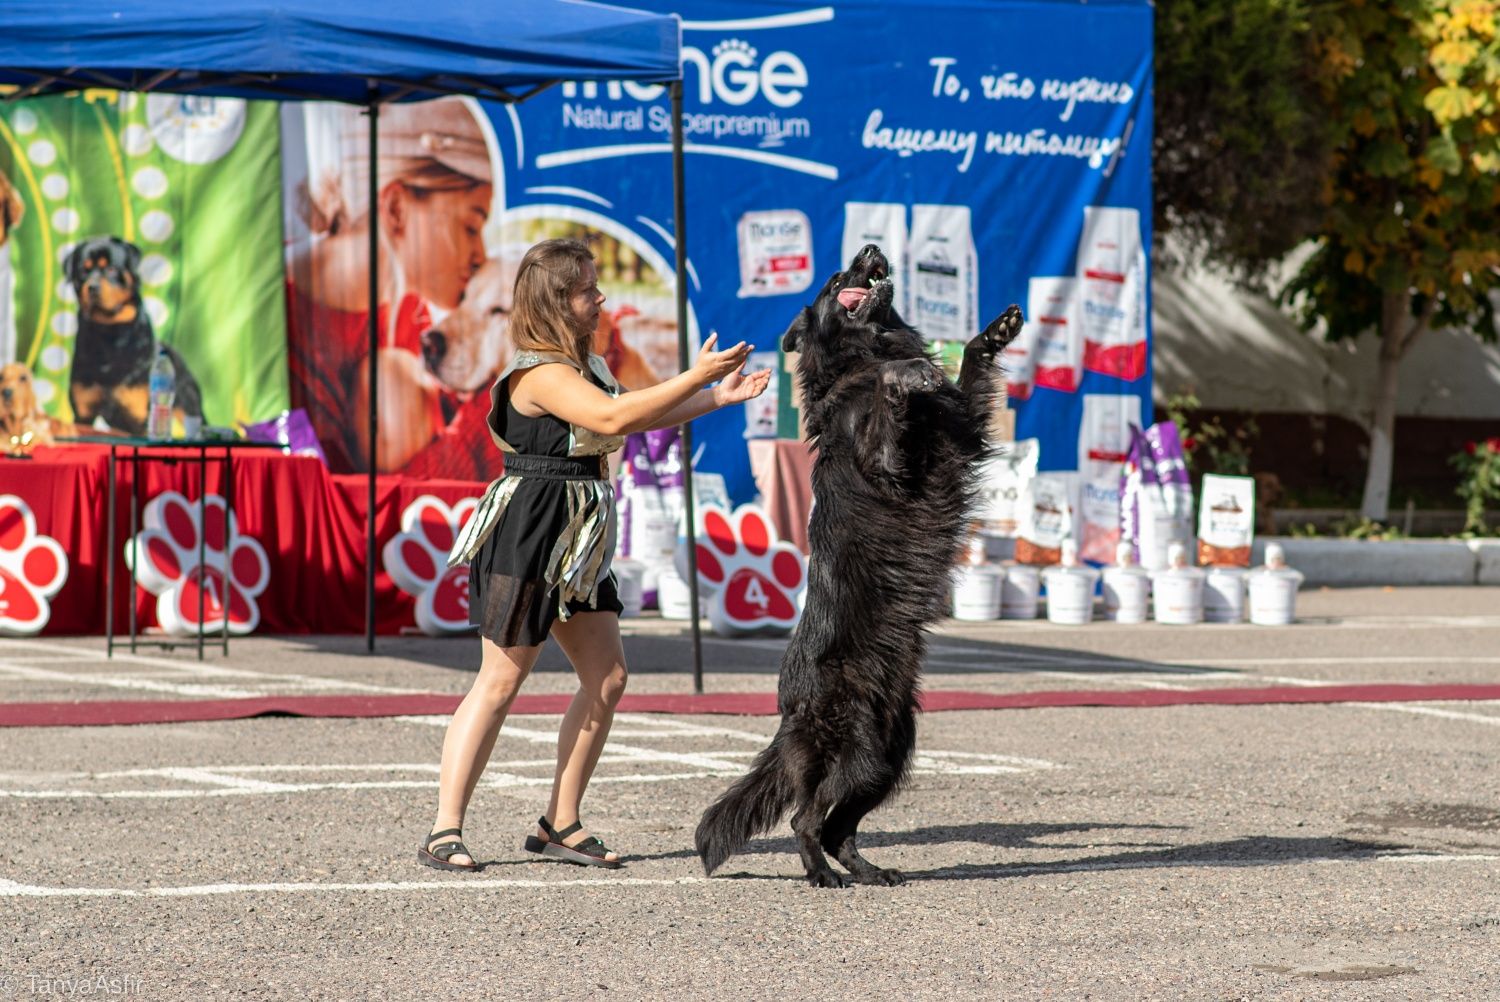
[692,332,753,386]
[712,366,773,406]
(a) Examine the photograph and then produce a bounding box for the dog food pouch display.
[842,203,909,317]
[1197,474,1256,567]
[910,204,978,342]
[614,435,676,605]
[1028,277,1083,393]
[1077,393,1143,481]
[1079,476,1124,564]
[1077,206,1147,382]
[1015,472,1078,566]
[975,438,1039,537]
[1120,422,1195,570]
[742,350,779,439]
[737,209,814,299]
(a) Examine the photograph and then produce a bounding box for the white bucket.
[951,565,1004,621]
[1151,567,1204,625]
[1000,564,1041,619]
[656,566,694,620]
[1042,566,1098,625]
[1203,568,1247,623]
[1248,568,1303,625]
[612,559,644,619]
[1101,567,1151,623]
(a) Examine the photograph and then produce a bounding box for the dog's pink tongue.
[836,287,868,311]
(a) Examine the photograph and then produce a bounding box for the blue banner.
[481,0,1153,500]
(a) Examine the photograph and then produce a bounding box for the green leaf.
[1427,132,1464,173]
[1425,84,1474,125]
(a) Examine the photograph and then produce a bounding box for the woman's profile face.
[389,183,493,311]
[569,260,606,334]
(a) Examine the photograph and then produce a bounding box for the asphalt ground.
[1,586,1498,1000]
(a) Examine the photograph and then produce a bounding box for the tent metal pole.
[366,95,379,655]
[670,80,703,695]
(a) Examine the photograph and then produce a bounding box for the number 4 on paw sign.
[680,504,807,637]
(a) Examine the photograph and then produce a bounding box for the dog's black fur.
[695,244,1023,887]
[66,236,204,435]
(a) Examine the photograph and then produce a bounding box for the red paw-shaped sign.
[0,495,68,636]
[125,491,271,635]
[383,495,478,635]
[681,504,806,636]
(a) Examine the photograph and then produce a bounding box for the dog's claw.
[808,867,850,889]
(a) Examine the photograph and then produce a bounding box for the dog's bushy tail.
[695,735,793,875]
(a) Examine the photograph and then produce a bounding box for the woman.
[419,238,770,870]
[285,98,493,472]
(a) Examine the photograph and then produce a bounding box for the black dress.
[451,351,626,648]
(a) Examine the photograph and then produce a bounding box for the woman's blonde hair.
[508,239,596,367]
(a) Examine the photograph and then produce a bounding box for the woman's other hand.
[712,367,772,406]
[691,332,752,386]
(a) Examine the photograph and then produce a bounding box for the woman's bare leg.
[540,611,629,859]
[428,637,541,866]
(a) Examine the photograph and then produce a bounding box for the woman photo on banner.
[283,97,497,475]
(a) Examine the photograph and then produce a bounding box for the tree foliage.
[1152,0,1334,281]
[1283,0,1500,347]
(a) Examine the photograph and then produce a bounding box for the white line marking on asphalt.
[3,853,1495,899]
[1348,703,1500,726]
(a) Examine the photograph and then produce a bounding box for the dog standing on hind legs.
[695,244,1024,887]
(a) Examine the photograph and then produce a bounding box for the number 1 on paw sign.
[683,504,807,637]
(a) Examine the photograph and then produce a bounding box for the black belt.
[504,453,608,481]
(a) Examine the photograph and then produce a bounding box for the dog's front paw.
[856,867,906,887]
[970,304,1024,356]
[880,358,942,399]
[806,867,851,889]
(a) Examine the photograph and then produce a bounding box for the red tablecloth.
[1,444,484,635]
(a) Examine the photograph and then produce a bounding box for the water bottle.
[147,347,175,440]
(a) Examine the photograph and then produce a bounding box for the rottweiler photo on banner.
[0,91,289,436]
[280,98,688,479]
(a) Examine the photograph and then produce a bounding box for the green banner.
[0,91,287,430]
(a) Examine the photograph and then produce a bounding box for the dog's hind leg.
[820,708,916,886]
[783,735,848,888]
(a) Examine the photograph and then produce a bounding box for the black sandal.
[522,816,623,869]
[418,828,479,872]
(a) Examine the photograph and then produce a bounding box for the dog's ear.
[62,242,86,285]
[115,238,142,275]
[781,307,811,353]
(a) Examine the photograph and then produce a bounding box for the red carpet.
[2,683,1499,727]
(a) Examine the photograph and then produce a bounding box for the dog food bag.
[910,204,978,342]
[1197,473,1256,567]
[1079,476,1124,564]
[975,438,1039,538]
[1120,422,1195,570]
[1076,206,1147,382]
[843,202,910,317]
[1028,277,1083,393]
[742,350,780,439]
[1077,393,1143,481]
[1015,472,1078,566]
[737,209,814,299]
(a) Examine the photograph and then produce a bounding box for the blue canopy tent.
[1,1,710,684]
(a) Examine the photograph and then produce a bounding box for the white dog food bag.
[842,202,909,318]
[1016,472,1079,566]
[1077,393,1143,481]
[736,209,814,299]
[975,438,1040,538]
[1028,277,1083,393]
[1079,476,1124,565]
[1076,205,1147,382]
[1197,473,1256,567]
[910,204,978,342]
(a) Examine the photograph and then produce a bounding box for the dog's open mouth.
[836,274,892,319]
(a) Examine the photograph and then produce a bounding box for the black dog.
[66,236,203,435]
[696,244,1023,888]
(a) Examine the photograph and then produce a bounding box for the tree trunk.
[1359,292,1432,522]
